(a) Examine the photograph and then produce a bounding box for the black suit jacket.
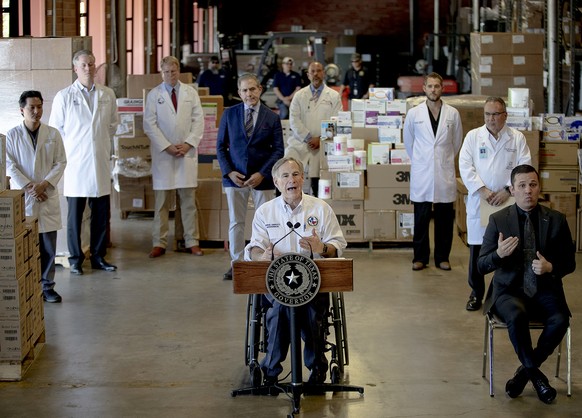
[478,203,575,315]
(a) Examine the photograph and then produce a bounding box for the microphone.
[271,221,301,261]
[286,221,313,260]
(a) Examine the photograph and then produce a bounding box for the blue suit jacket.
[478,203,575,315]
[216,102,284,190]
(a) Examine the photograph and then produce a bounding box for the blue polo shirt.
[273,70,302,96]
[197,69,228,96]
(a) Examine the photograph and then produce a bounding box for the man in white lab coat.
[49,50,119,276]
[6,90,67,302]
[403,72,463,272]
[287,61,342,197]
[144,56,205,258]
[459,97,531,311]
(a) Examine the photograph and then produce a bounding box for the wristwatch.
[320,243,328,255]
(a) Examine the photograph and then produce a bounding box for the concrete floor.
[1,213,582,418]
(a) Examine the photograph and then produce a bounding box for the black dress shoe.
[307,368,326,384]
[70,264,84,275]
[505,365,529,398]
[465,296,482,311]
[91,257,117,271]
[530,372,557,404]
[223,268,233,280]
[43,289,62,303]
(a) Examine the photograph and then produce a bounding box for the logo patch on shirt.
[307,216,318,227]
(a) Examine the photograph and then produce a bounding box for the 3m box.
[365,187,413,211]
[539,167,579,193]
[332,172,364,200]
[366,164,411,188]
[364,211,396,240]
[328,200,364,242]
[0,190,25,238]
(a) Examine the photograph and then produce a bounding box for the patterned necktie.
[311,88,321,103]
[171,88,177,111]
[523,212,537,297]
[245,108,254,138]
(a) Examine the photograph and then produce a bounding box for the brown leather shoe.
[438,261,451,271]
[149,246,166,258]
[188,246,204,256]
[412,261,426,271]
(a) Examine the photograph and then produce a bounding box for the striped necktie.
[245,108,254,138]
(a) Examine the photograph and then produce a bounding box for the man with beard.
[403,72,463,272]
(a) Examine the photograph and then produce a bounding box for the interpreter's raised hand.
[496,232,519,258]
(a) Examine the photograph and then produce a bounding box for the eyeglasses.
[484,112,506,118]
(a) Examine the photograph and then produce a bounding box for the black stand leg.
[231,306,364,415]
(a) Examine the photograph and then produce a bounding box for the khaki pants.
[153,188,199,249]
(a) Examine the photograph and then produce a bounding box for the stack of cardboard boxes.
[0,189,45,381]
[470,32,544,114]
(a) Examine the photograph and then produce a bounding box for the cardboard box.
[198,209,221,241]
[0,38,31,71]
[328,200,364,242]
[470,32,543,55]
[115,113,145,138]
[117,185,145,210]
[539,141,579,166]
[539,167,579,193]
[456,179,468,235]
[0,317,29,360]
[114,136,151,160]
[196,179,223,210]
[364,210,396,240]
[31,37,91,70]
[471,54,543,76]
[127,73,193,98]
[198,159,223,179]
[0,190,25,239]
[365,187,413,211]
[396,210,414,241]
[522,130,540,170]
[545,193,577,239]
[0,273,27,319]
[366,164,411,188]
[332,172,364,200]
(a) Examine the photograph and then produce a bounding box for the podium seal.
[266,253,321,307]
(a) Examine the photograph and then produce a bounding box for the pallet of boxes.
[320,89,414,247]
[0,144,45,380]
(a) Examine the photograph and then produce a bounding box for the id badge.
[479,146,488,159]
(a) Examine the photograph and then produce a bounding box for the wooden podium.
[231,258,364,416]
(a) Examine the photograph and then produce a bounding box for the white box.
[507,88,530,108]
[368,87,395,101]
[367,143,391,165]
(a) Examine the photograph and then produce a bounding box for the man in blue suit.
[217,73,285,280]
[479,164,575,404]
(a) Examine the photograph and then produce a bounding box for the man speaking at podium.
[244,157,347,386]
